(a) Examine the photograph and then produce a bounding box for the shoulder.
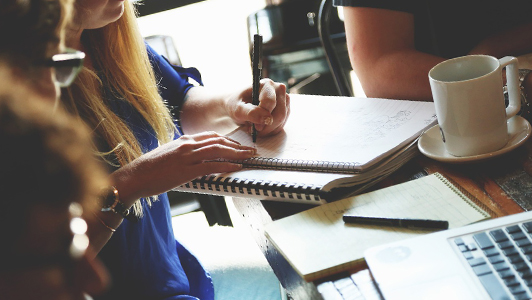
[145,43,166,71]
[144,43,185,83]
[143,42,196,105]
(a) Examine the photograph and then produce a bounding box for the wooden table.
[231,138,532,300]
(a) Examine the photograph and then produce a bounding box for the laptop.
[364,210,532,300]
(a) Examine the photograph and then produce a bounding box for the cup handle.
[499,56,520,119]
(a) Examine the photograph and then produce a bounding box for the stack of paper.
[174,94,437,203]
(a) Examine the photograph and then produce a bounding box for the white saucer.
[418,116,532,163]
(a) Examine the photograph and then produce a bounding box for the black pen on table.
[343,215,449,231]
[251,34,262,143]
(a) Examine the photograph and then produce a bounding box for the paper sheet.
[227,94,437,171]
[264,173,489,281]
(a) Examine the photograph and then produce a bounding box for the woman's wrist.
[109,165,144,205]
[106,168,145,222]
[99,186,133,220]
[86,210,123,254]
[92,211,118,233]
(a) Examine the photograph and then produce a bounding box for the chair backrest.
[317,0,353,97]
[144,35,182,66]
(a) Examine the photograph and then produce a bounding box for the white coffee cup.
[428,55,521,157]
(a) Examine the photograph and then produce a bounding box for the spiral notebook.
[264,173,493,282]
[173,94,437,203]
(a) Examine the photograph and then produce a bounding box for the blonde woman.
[64,0,290,299]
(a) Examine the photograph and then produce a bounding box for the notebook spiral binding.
[224,157,362,174]
[183,174,325,202]
[435,173,497,218]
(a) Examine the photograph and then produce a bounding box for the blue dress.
[96,45,214,300]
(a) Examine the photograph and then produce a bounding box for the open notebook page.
[226,94,436,172]
[264,173,490,281]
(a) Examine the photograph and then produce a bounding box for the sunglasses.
[44,48,85,88]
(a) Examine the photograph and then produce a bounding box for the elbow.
[349,55,389,99]
[358,78,383,98]
[351,67,388,99]
[361,84,396,99]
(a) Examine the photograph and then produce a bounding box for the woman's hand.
[226,78,290,137]
[110,131,256,204]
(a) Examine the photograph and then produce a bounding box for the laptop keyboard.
[316,269,384,300]
[454,220,532,300]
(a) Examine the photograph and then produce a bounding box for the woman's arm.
[86,49,290,254]
[148,45,290,136]
[180,79,290,136]
[87,131,256,254]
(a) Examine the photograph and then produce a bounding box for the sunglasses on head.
[44,48,85,88]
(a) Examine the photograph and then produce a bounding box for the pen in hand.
[251,34,263,143]
[343,215,449,231]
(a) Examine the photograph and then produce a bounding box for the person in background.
[0,0,81,101]
[334,0,532,102]
[63,0,290,299]
[0,1,110,298]
[0,69,110,300]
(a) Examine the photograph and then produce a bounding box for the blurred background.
[137,0,364,96]
[138,0,264,91]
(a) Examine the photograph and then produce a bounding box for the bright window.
[137,0,266,91]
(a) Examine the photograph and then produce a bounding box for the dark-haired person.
[335,0,532,102]
[0,70,109,300]
[0,0,84,101]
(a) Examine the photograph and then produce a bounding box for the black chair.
[145,35,233,226]
[247,0,352,97]
[317,0,353,97]
[144,35,182,66]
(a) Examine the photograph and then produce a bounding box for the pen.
[251,34,262,143]
[342,215,449,231]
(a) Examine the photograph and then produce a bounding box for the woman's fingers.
[241,83,289,133]
[192,143,255,162]
[183,143,255,179]
[229,79,289,137]
[256,79,279,112]
[258,91,290,134]
[189,136,256,154]
[178,133,256,164]
[255,85,290,134]
[259,79,287,110]
[114,128,260,200]
[182,131,226,142]
[180,131,250,149]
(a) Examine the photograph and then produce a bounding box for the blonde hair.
[63,1,177,216]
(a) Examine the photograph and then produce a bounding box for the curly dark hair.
[0,0,71,71]
[0,76,107,256]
